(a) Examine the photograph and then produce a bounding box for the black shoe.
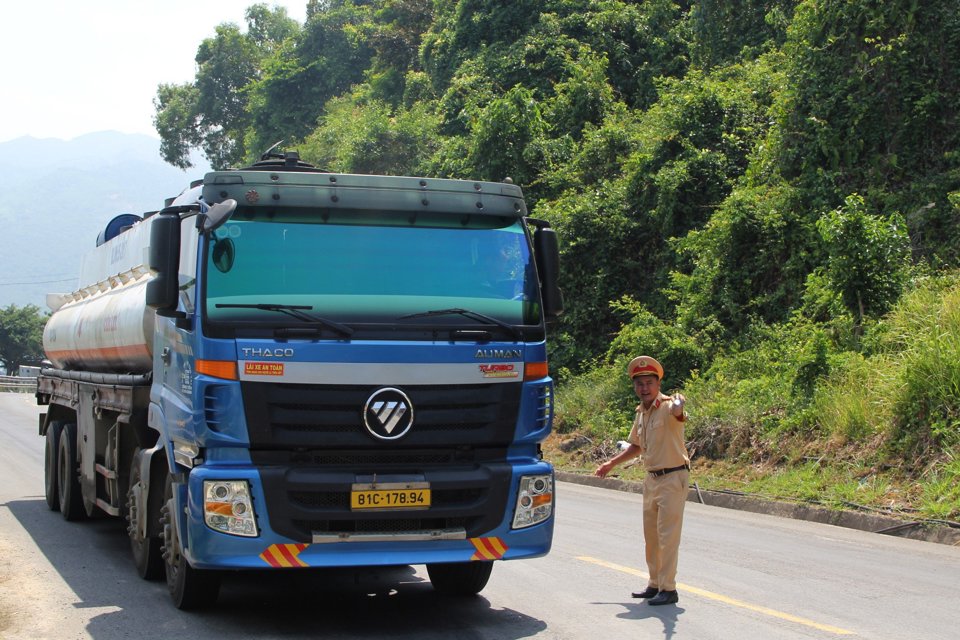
[648,590,678,606]
[631,587,659,599]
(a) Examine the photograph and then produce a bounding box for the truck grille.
[242,382,519,542]
[241,382,522,449]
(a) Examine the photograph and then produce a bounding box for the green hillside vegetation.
[156,0,960,520]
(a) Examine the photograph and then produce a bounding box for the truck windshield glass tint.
[203,210,540,326]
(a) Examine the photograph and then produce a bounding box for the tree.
[0,304,46,374]
[816,193,911,330]
[365,0,435,102]
[154,5,299,169]
[245,2,376,155]
[553,0,689,109]
[671,182,819,343]
[466,86,547,185]
[300,96,440,175]
[770,0,960,264]
[154,83,203,169]
[246,2,301,52]
[685,0,796,69]
[420,0,544,91]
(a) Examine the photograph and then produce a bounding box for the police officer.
[595,355,690,606]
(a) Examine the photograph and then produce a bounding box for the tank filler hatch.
[96,213,142,246]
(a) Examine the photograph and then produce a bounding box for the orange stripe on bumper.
[259,543,309,568]
[470,537,508,561]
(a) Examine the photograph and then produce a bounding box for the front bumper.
[177,460,554,570]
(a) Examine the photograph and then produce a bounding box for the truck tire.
[426,561,494,596]
[44,421,63,510]
[57,423,86,521]
[162,474,220,609]
[127,450,163,580]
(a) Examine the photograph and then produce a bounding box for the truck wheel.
[426,561,494,596]
[57,423,86,521]
[44,421,63,510]
[127,450,163,580]
[162,474,220,609]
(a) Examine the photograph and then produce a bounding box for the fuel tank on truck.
[43,213,158,373]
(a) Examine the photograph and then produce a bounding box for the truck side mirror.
[199,199,237,234]
[145,213,182,316]
[533,226,564,320]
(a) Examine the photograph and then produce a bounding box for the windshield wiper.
[215,303,354,337]
[399,308,522,340]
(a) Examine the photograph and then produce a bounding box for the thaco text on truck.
[36,151,563,609]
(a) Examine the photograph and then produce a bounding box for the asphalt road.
[1,391,958,639]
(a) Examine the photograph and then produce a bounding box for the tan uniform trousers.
[642,468,689,591]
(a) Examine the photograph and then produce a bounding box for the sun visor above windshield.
[203,172,527,217]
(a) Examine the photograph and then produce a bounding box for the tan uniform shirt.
[627,393,690,471]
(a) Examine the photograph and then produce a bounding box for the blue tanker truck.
[36,151,562,608]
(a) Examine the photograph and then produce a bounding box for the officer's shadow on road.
[7,498,547,640]
[595,600,685,639]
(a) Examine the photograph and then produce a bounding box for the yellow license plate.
[350,483,431,510]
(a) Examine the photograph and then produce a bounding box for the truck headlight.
[512,474,553,529]
[204,480,258,537]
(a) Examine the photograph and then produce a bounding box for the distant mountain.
[0,132,211,309]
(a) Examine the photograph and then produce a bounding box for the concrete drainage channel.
[556,471,960,546]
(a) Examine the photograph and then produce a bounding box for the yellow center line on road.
[577,556,856,636]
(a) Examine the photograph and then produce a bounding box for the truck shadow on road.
[8,498,548,639]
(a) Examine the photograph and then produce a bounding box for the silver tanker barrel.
[43,214,158,374]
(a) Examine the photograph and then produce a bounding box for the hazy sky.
[2,1,307,143]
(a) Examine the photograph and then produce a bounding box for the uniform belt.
[649,464,690,477]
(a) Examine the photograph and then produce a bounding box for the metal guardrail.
[0,375,37,392]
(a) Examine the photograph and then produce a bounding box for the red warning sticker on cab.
[245,362,285,376]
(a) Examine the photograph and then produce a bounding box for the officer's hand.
[594,461,613,478]
[670,394,686,417]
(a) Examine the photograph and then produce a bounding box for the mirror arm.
[158,204,202,217]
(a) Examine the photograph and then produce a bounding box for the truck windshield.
[203,207,541,327]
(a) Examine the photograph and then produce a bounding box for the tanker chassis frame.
[38,370,153,523]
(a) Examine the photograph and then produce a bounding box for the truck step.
[95,498,120,517]
[95,463,117,480]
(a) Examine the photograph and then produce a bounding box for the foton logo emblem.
[241,348,295,358]
[475,349,522,359]
[363,388,414,441]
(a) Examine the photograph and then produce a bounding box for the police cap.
[627,355,664,380]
